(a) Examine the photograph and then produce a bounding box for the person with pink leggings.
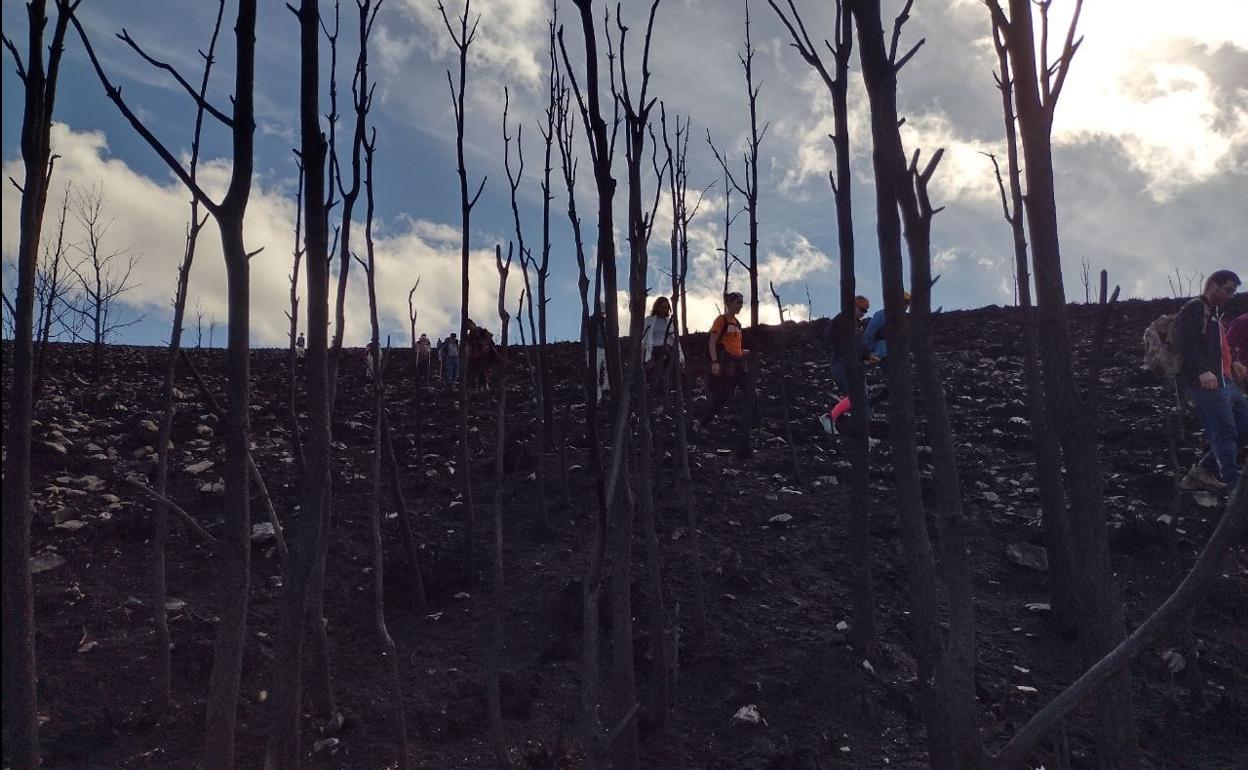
[818,295,876,435]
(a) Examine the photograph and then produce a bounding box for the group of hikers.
[287,269,1246,488]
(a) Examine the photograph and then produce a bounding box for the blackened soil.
[3,297,1246,769]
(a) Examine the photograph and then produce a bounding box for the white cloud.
[1,123,521,347]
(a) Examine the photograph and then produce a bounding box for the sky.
[2,0,1246,348]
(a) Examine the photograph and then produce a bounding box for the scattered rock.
[1005,543,1049,573]
[250,523,276,543]
[768,513,793,524]
[30,553,67,574]
[730,704,766,726]
[185,460,215,475]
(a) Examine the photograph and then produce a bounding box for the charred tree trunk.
[487,244,516,769]
[150,2,225,715]
[361,120,412,770]
[987,29,1075,637]
[2,3,76,765]
[768,0,876,658]
[440,0,486,583]
[849,0,981,766]
[74,3,258,764]
[33,183,71,405]
[988,1,1139,764]
[264,0,336,764]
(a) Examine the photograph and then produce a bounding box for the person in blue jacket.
[862,290,910,362]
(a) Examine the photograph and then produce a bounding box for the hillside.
[3,297,1246,769]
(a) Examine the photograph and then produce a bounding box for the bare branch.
[117,29,234,126]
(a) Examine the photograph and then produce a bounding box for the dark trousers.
[702,357,757,453]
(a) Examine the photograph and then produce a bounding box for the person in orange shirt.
[693,291,758,458]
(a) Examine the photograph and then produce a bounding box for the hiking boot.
[1181,466,1228,493]
[818,413,836,435]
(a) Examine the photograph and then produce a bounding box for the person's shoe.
[1181,466,1228,493]
[818,413,836,435]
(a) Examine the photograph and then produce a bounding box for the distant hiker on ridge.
[296,331,306,361]
[642,295,683,407]
[1177,269,1247,493]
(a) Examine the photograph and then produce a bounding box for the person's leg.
[700,373,731,428]
[1225,382,1248,487]
[1188,386,1239,486]
[733,370,754,457]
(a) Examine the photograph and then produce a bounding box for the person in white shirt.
[642,296,683,406]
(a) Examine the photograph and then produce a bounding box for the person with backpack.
[693,291,757,459]
[1176,269,1246,492]
[295,331,306,361]
[818,295,876,434]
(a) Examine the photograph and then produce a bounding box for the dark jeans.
[444,356,459,383]
[830,358,876,420]
[702,357,757,454]
[1187,380,1248,488]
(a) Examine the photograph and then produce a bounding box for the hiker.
[415,333,432,383]
[1227,300,1248,381]
[693,291,757,458]
[818,296,877,434]
[365,340,381,381]
[296,331,306,361]
[442,332,460,385]
[1177,270,1247,492]
[862,290,911,363]
[464,320,500,391]
[642,296,683,404]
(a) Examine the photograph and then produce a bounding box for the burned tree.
[359,119,413,770]
[487,243,516,769]
[440,0,487,581]
[768,0,876,648]
[847,0,982,766]
[143,0,226,715]
[1,2,78,765]
[33,182,73,404]
[63,182,143,376]
[984,25,1074,636]
[74,0,259,764]
[985,1,1139,765]
[707,0,767,327]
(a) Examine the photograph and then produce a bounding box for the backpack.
[1142,313,1181,377]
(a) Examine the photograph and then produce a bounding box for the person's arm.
[642,316,656,363]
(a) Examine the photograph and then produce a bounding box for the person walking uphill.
[642,296,683,406]
[694,292,758,459]
[819,295,876,434]
[1177,270,1248,492]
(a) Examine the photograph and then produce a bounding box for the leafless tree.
[33,181,73,404]
[768,0,876,650]
[503,87,550,529]
[63,182,143,375]
[142,0,226,716]
[659,104,708,640]
[848,1,982,767]
[1,2,78,764]
[768,282,802,479]
[558,0,641,764]
[487,243,516,769]
[74,0,258,763]
[407,277,420,350]
[985,1,1139,765]
[285,159,306,476]
[440,0,487,581]
[534,18,559,451]
[358,116,412,770]
[984,26,1075,636]
[611,0,668,750]
[707,0,767,327]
